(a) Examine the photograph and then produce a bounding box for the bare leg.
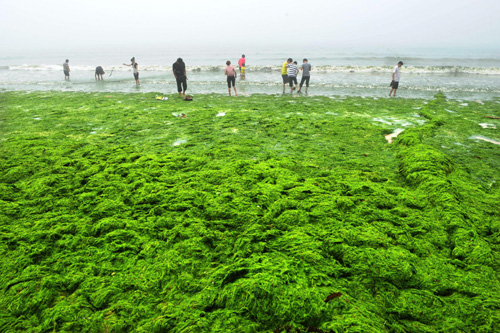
[234,87,238,96]
[228,88,231,96]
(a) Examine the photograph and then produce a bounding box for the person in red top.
[225,61,238,96]
[238,54,246,75]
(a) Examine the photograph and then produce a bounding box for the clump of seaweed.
[0,91,499,332]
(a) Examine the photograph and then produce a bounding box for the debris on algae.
[0,91,499,332]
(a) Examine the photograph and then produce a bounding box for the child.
[240,62,246,80]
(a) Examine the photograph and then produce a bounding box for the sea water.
[1,46,499,100]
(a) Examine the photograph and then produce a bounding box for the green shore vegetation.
[0,91,499,332]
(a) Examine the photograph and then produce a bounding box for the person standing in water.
[287,61,299,93]
[224,60,238,96]
[389,61,404,97]
[281,58,292,93]
[298,58,311,94]
[63,59,70,80]
[238,54,246,75]
[123,57,140,85]
[240,62,246,80]
[173,58,187,98]
[95,66,105,80]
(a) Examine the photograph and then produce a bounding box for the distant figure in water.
[63,59,70,80]
[281,58,292,93]
[238,54,246,75]
[389,61,403,97]
[95,66,105,80]
[173,58,187,98]
[224,60,238,96]
[298,58,311,94]
[123,57,140,85]
[240,63,246,80]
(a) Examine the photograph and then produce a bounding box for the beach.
[1,46,500,100]
[1,90,499,331]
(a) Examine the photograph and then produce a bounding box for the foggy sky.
[1,0,500,53]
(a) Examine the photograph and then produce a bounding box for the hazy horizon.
[2,0,500,55]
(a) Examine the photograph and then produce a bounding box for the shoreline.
[3,89,500,102]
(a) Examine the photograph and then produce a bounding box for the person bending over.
[95,66,105,80]
[173,58,187,97]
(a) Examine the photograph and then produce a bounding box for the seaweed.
[0,91,499,332]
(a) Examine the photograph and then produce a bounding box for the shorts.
[390,81,399,89]
[288,76,298,87]
[95,66,104,75]
[227,76,236,88]
[64,70,69,76]
[134,73,139,80]
[282,74,289,84]
[300,76,310,87]
[176,76,187,92]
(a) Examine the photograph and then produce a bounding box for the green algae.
[0,92,499,332]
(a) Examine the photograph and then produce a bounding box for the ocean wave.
[4,64,500,75]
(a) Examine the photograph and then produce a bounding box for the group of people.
[62,56,404,97]
[281,58,312,94]
[63,60,110,81]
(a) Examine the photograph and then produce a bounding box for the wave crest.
[3,64,500,75]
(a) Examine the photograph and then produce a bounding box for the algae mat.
[0,92,499,332]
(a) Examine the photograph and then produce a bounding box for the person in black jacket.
[173,58,187,97]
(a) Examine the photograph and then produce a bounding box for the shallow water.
[470,135,500,145]
[1,46,500,100]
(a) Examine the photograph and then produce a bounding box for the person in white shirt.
[389,61,404,97]
[123,57,140,86]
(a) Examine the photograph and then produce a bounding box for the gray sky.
[1,0,500,52]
